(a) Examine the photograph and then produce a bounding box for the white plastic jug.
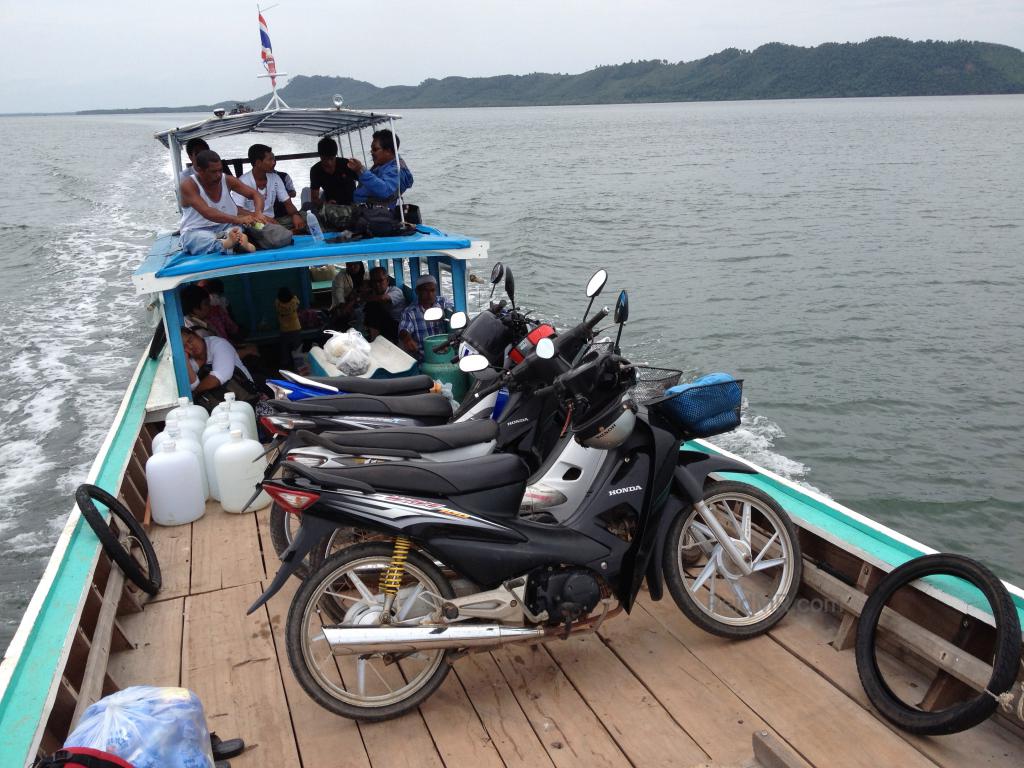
[202,412,230,445]
[164,411,204,445]
[146,441,206,526]
[212,394,257,441]
[223,392,258,440]
[168,396,208,432]
[203,422,232,501]
[215,430,271,513]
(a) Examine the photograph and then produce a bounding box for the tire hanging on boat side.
[855,553,1021,735]
[76,483,162,596]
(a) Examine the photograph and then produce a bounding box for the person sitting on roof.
[398,274,450,359]
[178,150,273,255]
[179,138,232,182]
[309,137,358,208]
[348,129,413,210]
[181,327,262,410]
[232,143,305,232]
[274,169,297,218]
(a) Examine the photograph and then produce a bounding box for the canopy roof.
[154,107,400,148]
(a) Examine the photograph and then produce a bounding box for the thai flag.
[259,12,278,87]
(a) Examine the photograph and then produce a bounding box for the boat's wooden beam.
[831,563,881,651]
[751,729,812,768]
[803,561,995,692]
[69,558,126,729]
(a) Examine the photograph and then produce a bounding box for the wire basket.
[629,366,683,405]
[650,379,744,439]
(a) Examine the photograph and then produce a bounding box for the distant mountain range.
[79,37,1024,114]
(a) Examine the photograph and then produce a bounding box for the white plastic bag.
[324,329,371,375]
[63,685,215,768]
[436,380,460,410]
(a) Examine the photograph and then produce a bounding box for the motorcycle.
[263,270,611,576]
[248,290,803,722]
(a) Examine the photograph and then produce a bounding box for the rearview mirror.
[489,262,505,284]
[504,267,516,307]
[450,311,467,330]
[423,307,444,322]
[614,290,629,324]
[586,268,608,298]
[459,354,490,373]
[535,337,555,360]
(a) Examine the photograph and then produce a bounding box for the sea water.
[0,95,1021,651]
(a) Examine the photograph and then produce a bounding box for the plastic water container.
[211,395,257,441]
[201,412,230,445]
[306,210,325,243]
[203,422,232,501]
[146,442,206,526]
[168,397,208,432]
[215,431,271,513]
[223,392,258,440]
[163,412,203,445]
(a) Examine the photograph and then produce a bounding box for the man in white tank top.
[179,150,273,254]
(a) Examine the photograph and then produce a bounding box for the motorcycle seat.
[301,452,529,496]
[301,374,435,396]
[317,420,498,454]
[269,393,453,420]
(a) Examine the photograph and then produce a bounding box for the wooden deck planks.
[640,595,941,768]
[190,503,266,595]
[415,670,506,768]
[182,583,301,767]
[107,597,184,689]
[546,631,710,767]
[491,644,633,768]
[453,653,558,768]
[770,606,1024,768]
[598,603,776,765]
[146,521,192,601]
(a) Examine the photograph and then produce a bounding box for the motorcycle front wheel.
[286,542,455,721]
[663,480,802,638]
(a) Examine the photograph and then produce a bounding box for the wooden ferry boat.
[0,108,1021,768]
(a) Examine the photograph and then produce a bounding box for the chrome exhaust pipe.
[322,624,546,655]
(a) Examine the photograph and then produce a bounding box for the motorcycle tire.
[76,483,161,596]
[855,553,1021,735]
[663,480,801,639]
[286,542,456,721]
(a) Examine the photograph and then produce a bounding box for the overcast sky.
[1,0,1021,112]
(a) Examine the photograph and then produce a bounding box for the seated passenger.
[309,137,358,208]
[273,169,297,218]
[232,143,305,232]
[197,278,241,340]
[179,150,273,255]
[398,274,450,359]
[179,138,233,182]
[363,266,407,343]
[348,129,413,209]
[181,327,262,410]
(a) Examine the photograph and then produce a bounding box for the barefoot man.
[179,149,273,254]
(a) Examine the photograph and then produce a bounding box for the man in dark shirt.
[309,137,357,207]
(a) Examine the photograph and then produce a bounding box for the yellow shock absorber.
[379,536,411,597]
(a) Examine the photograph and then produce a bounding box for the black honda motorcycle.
[249,292,802,721]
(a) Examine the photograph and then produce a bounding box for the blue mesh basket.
[650,375,743,439]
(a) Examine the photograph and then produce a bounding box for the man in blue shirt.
[347,129,413,209]
[398,274,450,359]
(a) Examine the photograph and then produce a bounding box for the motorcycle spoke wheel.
[664,481,802,638]
[286,543,455,720]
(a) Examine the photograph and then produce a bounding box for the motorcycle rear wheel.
[286,542,455,721]
[663,480,802,638]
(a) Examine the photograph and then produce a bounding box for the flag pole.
[258,3,289,110]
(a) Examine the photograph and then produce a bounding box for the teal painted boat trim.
[0,355,159,762]
[135,227,473,281]
[685,441,1024,625]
